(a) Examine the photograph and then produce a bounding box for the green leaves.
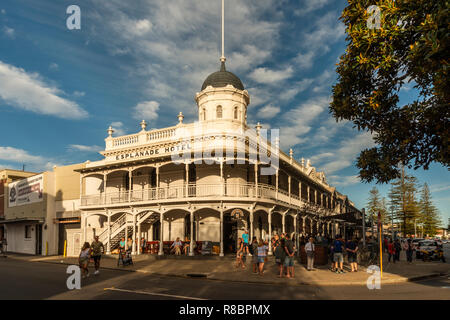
[331,0,449,183]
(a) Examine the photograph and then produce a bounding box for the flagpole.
[378,211,383,278]
[221,0,225,61]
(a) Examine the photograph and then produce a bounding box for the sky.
[0,0,448,225]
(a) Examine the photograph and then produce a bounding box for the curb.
[6,256,447,287]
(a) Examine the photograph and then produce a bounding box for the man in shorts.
[332,235,345,274]
[90,236,105,275]
[283,234,295,278]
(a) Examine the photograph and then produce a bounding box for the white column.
[189,211,194,256]
[307,185,310,203]
[185,163,189,197]
[158,211,164,255]
[220,161,224,196]
[137,220,141,255]
[288,176,291,204]
[156,166,160,200]
[299,181,302,200]
[302,217,306,236]
[219,209,224,257]
[150,223,153,241]
[282,213,286,234]
[132,213,137,254]
[254,161,258,196]
[82,214,87,244]
[294,214,298,256]
[107,212,111,254]
[275,170,279,200]
[125,214,128,249]
[250,209,254,240]
[128,169,132,202]
[103,173,107,204]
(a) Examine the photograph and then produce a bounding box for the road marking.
[103,287,207,300]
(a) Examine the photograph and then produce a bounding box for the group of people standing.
[386,237,416,263]
[327,235,359,274]
[235,231,297,278]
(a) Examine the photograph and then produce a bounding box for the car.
[416,240,440,259]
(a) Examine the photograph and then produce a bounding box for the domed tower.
[195,58,250,127]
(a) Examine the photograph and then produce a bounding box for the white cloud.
[0,146,58,172]
[294,12,345,69]
[110,121,126,136]
[320,132,376,174]
[430,184,450,193]
[133,101,160,122]
[257,104,280,119]
[248,66,293,84]
[279,96,330,150]
[73,91,85,97]
[0,60,88,119]
[49,63,59,71]
[68,145,103,153]
[3,26,15,38]
[328,175,361,187]
[1,9,6,15]
[295,0,332,16]
[88,0,282,115]
[279,78,314,101]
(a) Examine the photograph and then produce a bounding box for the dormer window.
[216,105,223,118]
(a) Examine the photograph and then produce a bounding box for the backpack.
[249,243,254,255]
[334,240,342,252]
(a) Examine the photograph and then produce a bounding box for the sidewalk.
[5,252,448,287]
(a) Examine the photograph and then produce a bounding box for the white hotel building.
[77,59,361,257]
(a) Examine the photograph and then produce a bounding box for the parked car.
[416,240,440,259]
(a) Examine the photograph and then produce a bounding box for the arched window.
[203,108,206,120]
[234,106,238,119]
[216,105,222,118]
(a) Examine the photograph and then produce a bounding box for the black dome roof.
[201,61,244,91]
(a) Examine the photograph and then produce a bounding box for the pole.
[378,212,383,279]
[63,240,67,257]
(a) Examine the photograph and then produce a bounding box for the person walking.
[346,237,358,272]
[283,234,295,278]
[305,237,315,271]
[274,237,286,277]
[394,239,401,262]
[141,237,147,254]
[242,230,250,255]
[404,238,415,263]
[332,235,345,274]
[79,242,91,278]
[235,238,245,269]
[256,239,268,275]
[0,236,6,256]
[328,240,335,272]
[388,239,395,263]
[90,236,105,275]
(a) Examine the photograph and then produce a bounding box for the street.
[0,258,448,300]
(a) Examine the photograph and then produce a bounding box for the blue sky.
[0,0,448,225]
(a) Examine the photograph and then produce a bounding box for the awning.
[0,218,44,224]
